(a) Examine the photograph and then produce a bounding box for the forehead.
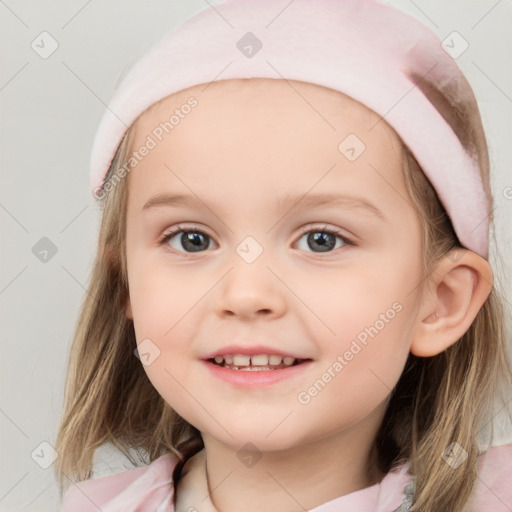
[126,78,405,210]
[134,77,397,145]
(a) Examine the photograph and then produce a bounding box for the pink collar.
[174,449,414,512]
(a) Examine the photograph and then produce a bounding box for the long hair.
[54,90,512,512]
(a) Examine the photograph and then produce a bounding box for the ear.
[124,293,133,320]
[410,248,493,357]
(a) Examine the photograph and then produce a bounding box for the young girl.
[55,1,512,511]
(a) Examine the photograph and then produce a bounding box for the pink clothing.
[61,444,512,511]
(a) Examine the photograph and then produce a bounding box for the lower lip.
[202,360,312,387]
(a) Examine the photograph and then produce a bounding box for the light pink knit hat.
[90,0,492,259]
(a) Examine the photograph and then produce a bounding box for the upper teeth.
[213,354,296,366]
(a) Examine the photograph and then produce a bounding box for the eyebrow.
[142,192,387,222]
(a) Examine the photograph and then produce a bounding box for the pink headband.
[90,0,491,259]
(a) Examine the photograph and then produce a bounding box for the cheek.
[294,311,413,438]
[127,257,201,339]
[293,253,421,348]
[126,256,205,391]
[293,257,420,419]
[127,270,203,421]
[138,354,207,433]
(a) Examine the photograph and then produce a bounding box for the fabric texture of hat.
[89,0,492,259]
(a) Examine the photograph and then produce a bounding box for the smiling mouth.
[208,354,310,371]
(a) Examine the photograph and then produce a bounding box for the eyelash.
[159,224,354,253]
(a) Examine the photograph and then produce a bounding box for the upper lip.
[201,344,309,360]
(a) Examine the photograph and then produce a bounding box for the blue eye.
[160,225,353,254]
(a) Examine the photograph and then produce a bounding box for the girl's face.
[124,78,425,452]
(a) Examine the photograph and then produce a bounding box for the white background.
[1,1,511,510]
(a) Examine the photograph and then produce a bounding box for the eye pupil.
[182,232,208,252]
[308,232,336,252]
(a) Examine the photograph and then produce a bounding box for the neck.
[201,403,387,512]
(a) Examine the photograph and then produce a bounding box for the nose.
[214,258,287,320]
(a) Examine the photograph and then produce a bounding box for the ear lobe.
[410,249,493,357]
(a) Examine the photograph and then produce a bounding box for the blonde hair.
[54,88,512,512]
